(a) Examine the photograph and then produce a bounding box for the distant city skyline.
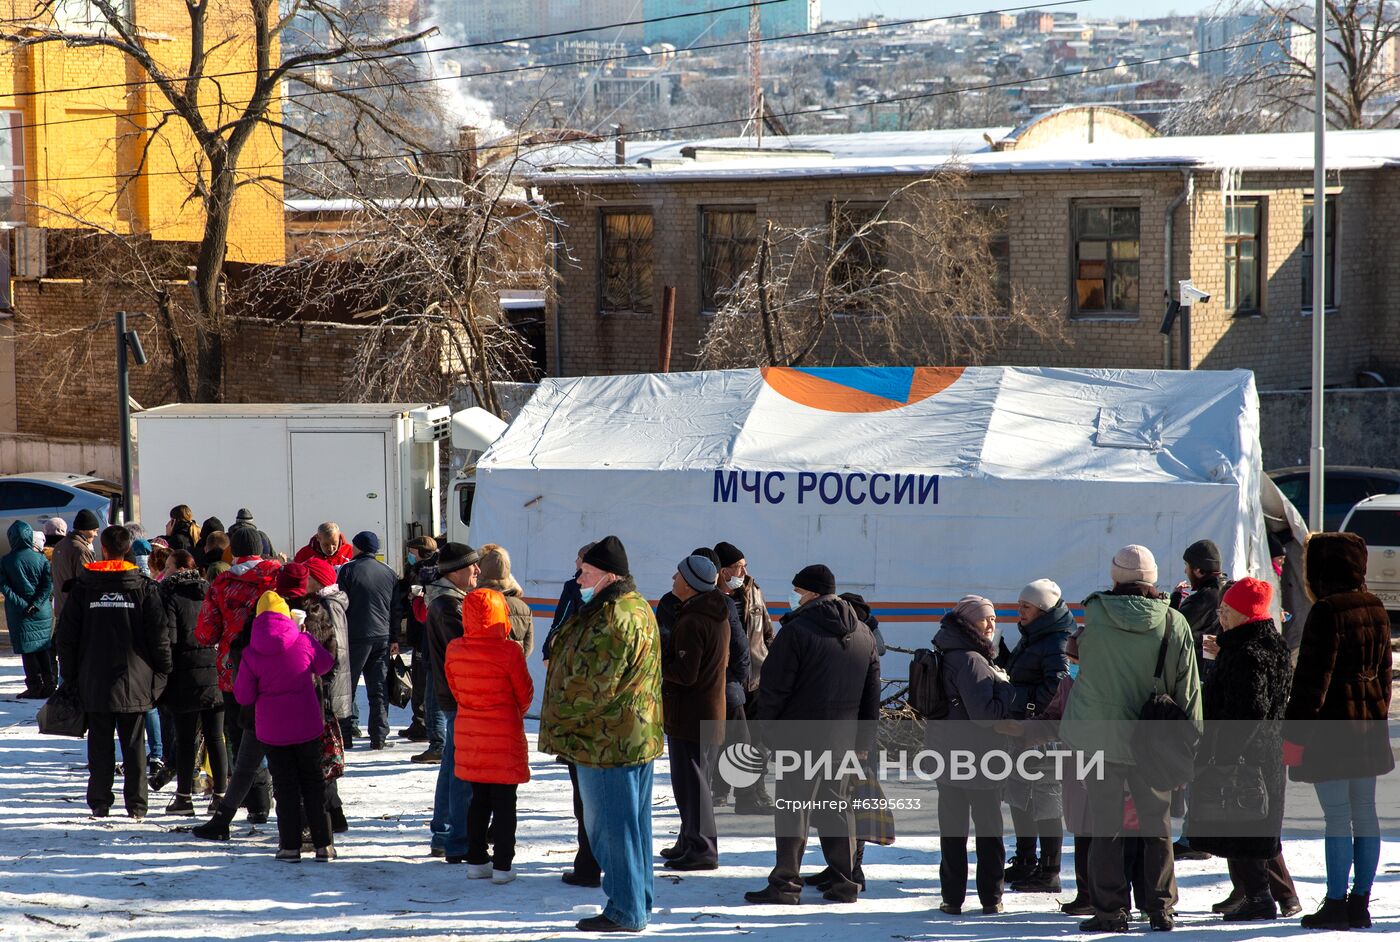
[822,0,1220,20]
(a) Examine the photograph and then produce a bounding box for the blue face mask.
[1067,663,1080,680]
[408,553,418,566]
[789,590,804,612]
[579,585,597,604]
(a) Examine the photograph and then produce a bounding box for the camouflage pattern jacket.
[539,577,663,768]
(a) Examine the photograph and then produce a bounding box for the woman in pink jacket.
[235,591,336,862]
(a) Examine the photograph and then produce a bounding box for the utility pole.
[1309,0,1326,532]
[115,311,148,524]
[749,0,763,147]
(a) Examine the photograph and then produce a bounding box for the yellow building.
[0,0,284,263]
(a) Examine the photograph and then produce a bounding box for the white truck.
[133,403,451,571]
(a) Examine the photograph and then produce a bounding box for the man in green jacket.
[540,535,662,934]
[1061,544,1202,934]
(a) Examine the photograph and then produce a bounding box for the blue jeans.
[424,672,447,754]
[1314,777,1382,897]
[430,710,471,855]
[577,762,655,931]
[144,709,163,762]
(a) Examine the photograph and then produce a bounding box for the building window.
[599,209,654,314]
[981,201,1011,311]
[1224,199,1263,315]
[700,208,758,312]
[0,112,21,224]
[830,202,887,313]
[1072,203,1139,315]
[1302,196,1336,311]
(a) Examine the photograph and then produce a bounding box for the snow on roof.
[531,127,1400,185]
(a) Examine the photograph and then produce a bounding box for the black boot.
[1300,897,1349,930]
[1212,888,1245,914]
[852,840,867,892]
[1347,892,1371,930]
[191,804,235,841]
[1223,896,1277,922]
[1003,853,1037,884]
[329,807,349,834]
[1011,866,1062,893]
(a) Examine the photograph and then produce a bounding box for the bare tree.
[1,1,436,401]
[1167,1,1400,134]
[698,170,1065,370]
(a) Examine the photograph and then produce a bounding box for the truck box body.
[133,404,446,571]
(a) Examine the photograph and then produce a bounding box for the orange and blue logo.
[762,366,964,413]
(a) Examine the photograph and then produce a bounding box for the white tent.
[471,366,1270,690]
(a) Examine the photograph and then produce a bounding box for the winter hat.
[437,542,481,575]
[1110,544,1158,586]
[255,590,290,618]
[1222,577,1273,623]
[352,530,380,555]
[236,508,255,524]
[952,595,996,624]
[303,558,337,590]
[132,538,154,557]
[43,517,67,539]
[462,588,511,638]
[582,535,630,577]
[276,562,310,599]
[201,516,224,535]
[479,543,521,592]
[230,526,263,558]
[714,541,745,568]
[678,554,718,592]
[31,531,46,553]
[690,546,721,569]
[1183,539,1222,572]
[408,535,438,555]
[792,563,836,597]
[577,541,596,560]
[73,508,101,531]
[1019,578,1061,612]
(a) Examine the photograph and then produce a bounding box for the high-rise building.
[642,0,819,48]
[1196,14,1289,78]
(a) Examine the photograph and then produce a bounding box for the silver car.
[0,472,119,553]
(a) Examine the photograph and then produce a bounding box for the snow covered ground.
[0,652,1393,941]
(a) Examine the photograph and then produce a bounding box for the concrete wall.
[1259,387,1400,470]
[0,434,120,479]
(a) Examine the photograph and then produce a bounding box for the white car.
[0,472,119,553]
[1340,493,1400,613]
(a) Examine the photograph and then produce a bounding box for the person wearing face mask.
[925,595,1015,916]
[713,541,777,814]
[1060,544,1201,934]
[540,536,664,934]
[397,536,439,752]
[743,564,879,907]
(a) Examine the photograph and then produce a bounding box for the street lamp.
[116,310,148,525]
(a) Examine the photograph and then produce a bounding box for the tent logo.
[762,366,964,413]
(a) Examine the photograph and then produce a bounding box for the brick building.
[533,107,1400,391]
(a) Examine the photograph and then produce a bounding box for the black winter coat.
[925,614,1015,790]
[755,595,880,755]
[659,589,748,708]
[1284,533,1395,783]
[338,553,404,643]
[999,601,1073,719]
[1171,573,1227,664]
[661,590,730,743]
[1188,618,1290,859]
[160,570,220,713]
[56,562,173,714]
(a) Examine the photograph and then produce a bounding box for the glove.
[1282,740,1304,767]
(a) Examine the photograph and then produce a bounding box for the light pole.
[1308,0,1327,533]
[115,311,148,525]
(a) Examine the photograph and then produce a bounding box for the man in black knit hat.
[712,540,775,813]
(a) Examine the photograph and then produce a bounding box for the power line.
[1,0,797,101]
[2,1,1097,138]
[7,33,1296,189]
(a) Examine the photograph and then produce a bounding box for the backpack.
[908,647,951,719]
[1130,631,1201,789]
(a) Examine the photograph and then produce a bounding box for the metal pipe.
[116,310,132,524]
[1309,0,1326,532]
[551,219,564,376]
[1163,171,1191,369]
[658,286,676,372]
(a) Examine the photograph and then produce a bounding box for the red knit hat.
[275,562,309,598]
[1222,577,1273,623]
[303,557,337,590]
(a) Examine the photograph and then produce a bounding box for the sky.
[821,0,1218,20]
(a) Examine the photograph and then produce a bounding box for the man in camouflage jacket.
[540,536,662,933]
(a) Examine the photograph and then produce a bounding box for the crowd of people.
[4,503,1394,935]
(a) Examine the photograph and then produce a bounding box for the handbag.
[37,684,87,738]
[1130,632,1200,790]
[319,715,345,783]
[1190,726,1270,823]
[853,768,896,846]
[387,652,413,709]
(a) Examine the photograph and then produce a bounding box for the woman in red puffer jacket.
[445,588,533,883]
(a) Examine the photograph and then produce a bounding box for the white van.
[1340,494,1400,613]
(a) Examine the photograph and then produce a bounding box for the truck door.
[290,432,389,556]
